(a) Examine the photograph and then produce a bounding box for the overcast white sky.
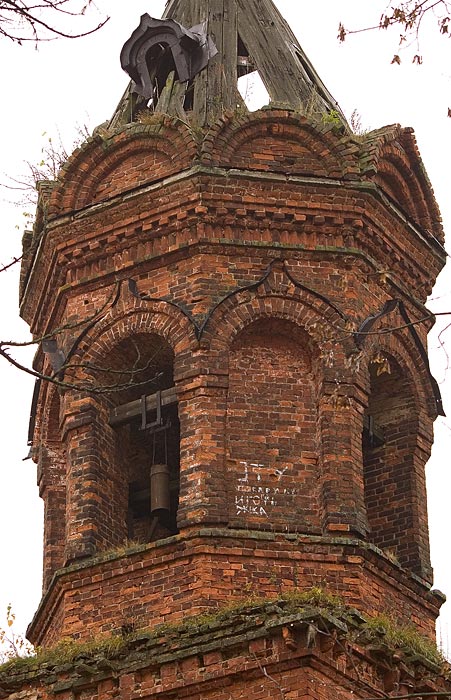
[0,1,449,653]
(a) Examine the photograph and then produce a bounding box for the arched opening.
[94,332,180,546]
[363,354,421,570]
[226,318,320,533]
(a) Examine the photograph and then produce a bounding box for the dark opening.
[362,414,385,451]
[97,333,180,545]
[362,356,419,569]
[237,34,256,77]
[145,42,178,108]
[126,402,180,541]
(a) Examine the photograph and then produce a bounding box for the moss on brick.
[1,588,448,689]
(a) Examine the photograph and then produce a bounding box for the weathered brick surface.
[17,109,447,698]
[226,319,320,531]
[4,600,450,700]
[27,530,442,648]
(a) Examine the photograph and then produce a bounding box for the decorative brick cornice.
[9,590,448,700]
[27,530,444,648]
[20,167,444,333]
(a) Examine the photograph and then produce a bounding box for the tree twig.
[0,0,109,44]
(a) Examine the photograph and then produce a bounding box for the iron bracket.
[140,390,171,433]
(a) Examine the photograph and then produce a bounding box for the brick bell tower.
[12,0,450,697]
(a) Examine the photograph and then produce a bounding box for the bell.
[150,463,171,515]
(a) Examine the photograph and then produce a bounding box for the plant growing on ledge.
[0,605,34,663]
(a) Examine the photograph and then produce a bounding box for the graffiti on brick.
[235,461,297,517]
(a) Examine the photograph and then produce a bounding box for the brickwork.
[27,530,444,648]
[48,122,198,214]
[37,386,66,589]
[226,319,320,531]
[16,99,447,698]
[363,358,432,575]
[4,598,449,700]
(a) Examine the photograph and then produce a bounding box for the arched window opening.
[363,356,419,569]
[124,397,180,542]
[96,333,180,546]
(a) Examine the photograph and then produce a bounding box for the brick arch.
[361,127,443,241]
[31,375,51,447]
[36,382,67,589]
[362,327,437,420]
[361,339,433,579]
[203,288,353,363]
[199,282,365,537]
[29,367,66,449]
[226,314,319,388]
[61,301,196,557]
[48,121,198,217]
[201,109,359,179]
[365,344,421,426]
[225,315,322,534]
[375,152,419,220]
[375,146,428,224]
[43,384,62,442]
[67,300,197,381]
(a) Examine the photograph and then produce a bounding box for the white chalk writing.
[235,461,298,517]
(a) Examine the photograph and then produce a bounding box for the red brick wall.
[38,388,66,590]
[9,612,448,700]
[364,356,432,577]
[226,318,321,532]
[23,111,445,653]
[27,530,442,648]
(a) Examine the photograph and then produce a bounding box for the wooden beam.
[237,0,335,111]
[363,415,385,448]
[109,386,178,427]
[164,0,347,124]
[165,0,241,124]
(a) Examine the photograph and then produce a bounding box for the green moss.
[0,587,343,676]
[219,586,344,615]
[148,587,345,640]
[0,588,447,681]
[0,633,129,675]
[362,614,447,667]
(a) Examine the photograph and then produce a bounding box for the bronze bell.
[150,463,171,515]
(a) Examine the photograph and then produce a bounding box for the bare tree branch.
[0,345,163,396]
[0,255,22,272]
[321,310,451,346]
[1,124,91,213]
[1,285,115,348]
[339,0,451,42]
[0,280,169,398]
[0,0,109,44]
[339,0,451,82]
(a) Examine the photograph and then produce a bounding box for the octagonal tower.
[13,2,449,698]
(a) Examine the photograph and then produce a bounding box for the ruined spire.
[111,0,347,128]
